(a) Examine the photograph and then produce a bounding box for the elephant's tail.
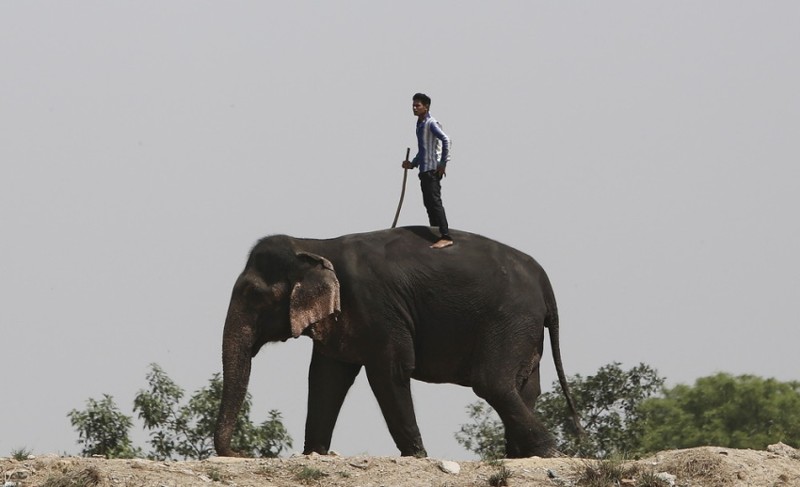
[545,285,586,439]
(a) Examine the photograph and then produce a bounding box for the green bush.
[68,363,292,460]
[537,362,665,457]
[68,395,141,458]
[639,373,800,451]
[133,363,293,459]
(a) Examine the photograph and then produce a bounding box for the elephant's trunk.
[214,299,256,457]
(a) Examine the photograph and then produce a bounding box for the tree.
[133,363,198,460]
[536,362,665,457]
[455,362,665,459]
[133,363,292,460]
[180,369,292,459]
[68,394,142,458]
[639,373,800,451]
[69,364,292,460]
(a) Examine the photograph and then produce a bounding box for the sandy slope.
[2,444,799,486]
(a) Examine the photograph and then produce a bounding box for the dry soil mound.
[2,444,798,486]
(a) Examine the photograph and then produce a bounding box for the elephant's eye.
[265,282,289,303]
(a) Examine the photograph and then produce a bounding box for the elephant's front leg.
[303,349,362,455]
[365,363,427,457]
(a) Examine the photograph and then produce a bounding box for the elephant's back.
[386,226,545,274]
[308,226,550,295]
[341,226,551,302]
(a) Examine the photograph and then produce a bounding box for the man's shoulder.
[423,115,442,128]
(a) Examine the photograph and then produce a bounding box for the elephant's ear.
[289,251,341,338]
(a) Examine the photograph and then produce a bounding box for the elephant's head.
[215,240,340,456]
[233,245,341,341]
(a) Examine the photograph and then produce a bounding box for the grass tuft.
[206,467,223,482]
[42,467,102,487]
[573,457,638,487]
[11,447,32,461]
[294,465,328,484]
[488,465,513,486]
[635,471,671,487]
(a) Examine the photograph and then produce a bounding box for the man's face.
[412,100,429,118]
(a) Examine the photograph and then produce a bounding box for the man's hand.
[402,160,414,169]
[436,166,446,177]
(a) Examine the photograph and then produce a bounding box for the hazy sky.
[2,2,798,460]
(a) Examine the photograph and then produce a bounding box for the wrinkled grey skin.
[214,226,581,458]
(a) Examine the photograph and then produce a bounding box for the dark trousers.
[419,170,451,240]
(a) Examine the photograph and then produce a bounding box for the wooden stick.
[391,148,411,228]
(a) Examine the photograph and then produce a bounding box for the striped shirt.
[412,113,451,173]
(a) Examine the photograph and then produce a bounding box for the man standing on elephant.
[403,92,453,249]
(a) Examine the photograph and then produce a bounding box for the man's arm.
[431,122,450,174]
[431,122,450,166]
[403,148,419,169]
[405,136,422,169]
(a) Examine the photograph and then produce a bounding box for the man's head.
[413,93,431,107]
[412,93,431,118]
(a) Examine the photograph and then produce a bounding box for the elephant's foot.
[506,448,554,459]
[215,448,245,458]
[303,446,330,456]
[400,447,428,458]
[515,446,560,459]
[505,435,558,459]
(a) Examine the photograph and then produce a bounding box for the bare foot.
[430,239,454,249]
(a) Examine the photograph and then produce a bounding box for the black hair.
[413,93,431,107]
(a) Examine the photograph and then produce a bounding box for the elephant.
[214,226,582,458]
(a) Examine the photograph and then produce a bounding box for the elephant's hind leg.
[519,364,542,410]
[473,379,555,458]
[471,329,554,458]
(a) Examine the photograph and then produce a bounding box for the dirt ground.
[2,444,799,487]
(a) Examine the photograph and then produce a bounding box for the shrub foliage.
[456,363,800,459]
[537,362,664,457]
[639,373,800,451]
[68,395,141,458]
[69,363,291,459]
